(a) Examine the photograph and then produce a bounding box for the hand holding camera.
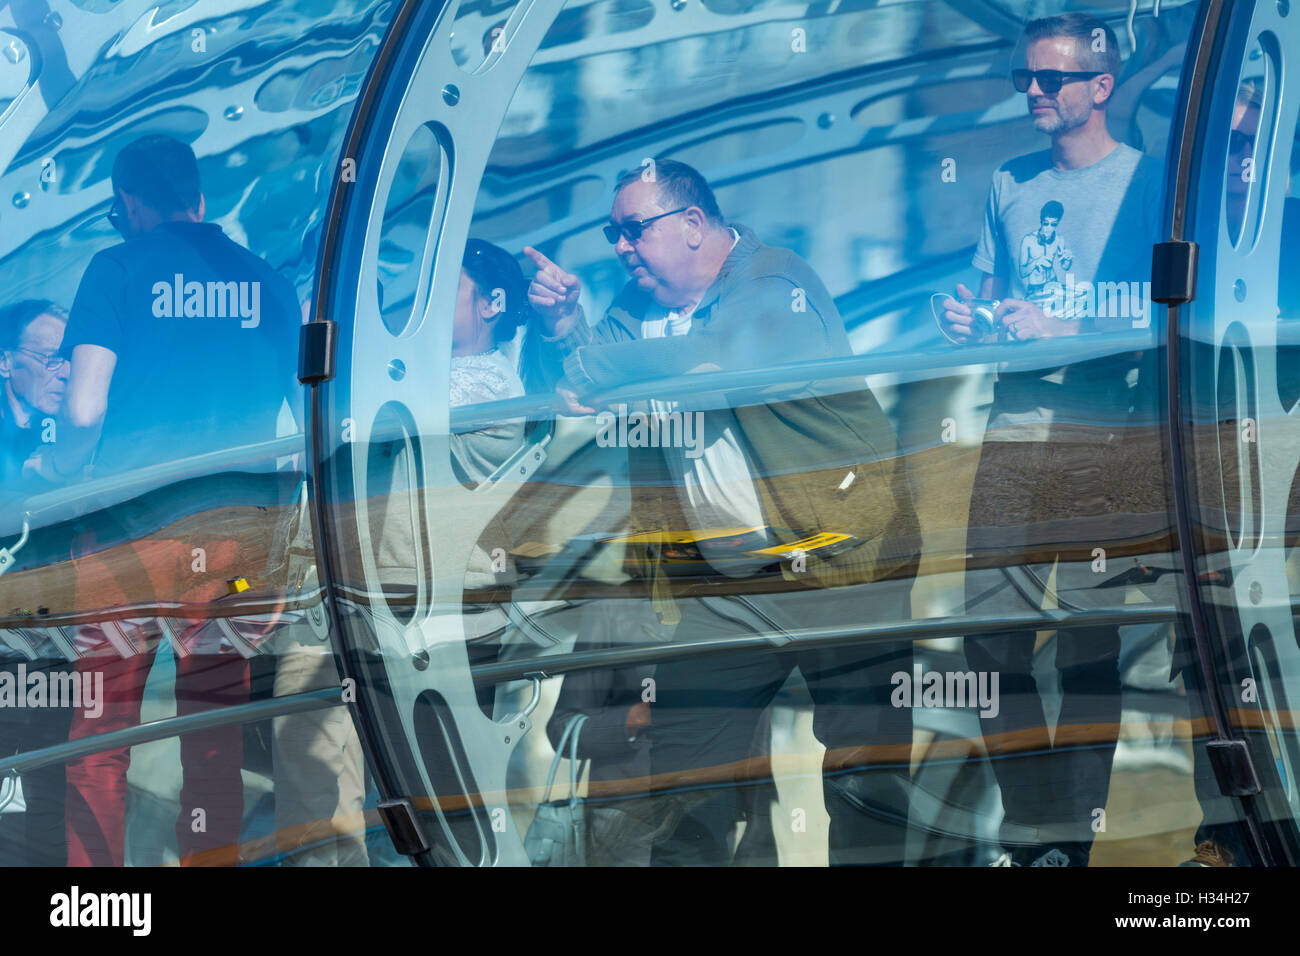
[998,298,1072,341]
[935,283,1002,345]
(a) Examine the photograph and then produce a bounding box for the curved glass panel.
[0,687,410,866]
[15,0,1300,871]
[1180,0,1300,862]
[0,0,400,865]
[308,0,1292,869]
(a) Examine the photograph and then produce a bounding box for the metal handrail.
[0,686,342,776]
[470,604,1183,685]
[450,327,1162,432]
[11,434,306,528]
[0,605,1184,775]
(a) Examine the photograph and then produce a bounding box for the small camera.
[966,298,1001,338]
[930,292,1004,345]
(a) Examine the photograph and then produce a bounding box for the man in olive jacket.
[526,160,919,865]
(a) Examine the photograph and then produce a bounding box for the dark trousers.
[648,575,914,866]
[962,437,1128,864]
[0,657,75,866]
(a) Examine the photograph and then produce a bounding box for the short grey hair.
[1025,13,1121,79]
[614,158,724,225]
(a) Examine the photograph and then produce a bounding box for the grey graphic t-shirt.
[973,143,1164,440]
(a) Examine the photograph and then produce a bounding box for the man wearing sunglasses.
[524,160,920,866]
[939,13,1166,868]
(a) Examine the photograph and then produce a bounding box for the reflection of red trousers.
[67,536,250,867]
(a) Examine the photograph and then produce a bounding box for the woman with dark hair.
[459,239,561,397]
[449,239,532,483]
[452,240,528,399]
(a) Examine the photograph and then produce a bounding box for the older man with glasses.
[524,159,921,866]
[0,298,77,867]
[0,299,69,495]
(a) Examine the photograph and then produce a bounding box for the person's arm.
[546,659,649,761]
[996,298,1081,341]
[44,253,126,479]
[524,246,589,349]
[562,275,830,393]
[942,173,1010,343]
[50,344,114,477]
[522,245,610,414]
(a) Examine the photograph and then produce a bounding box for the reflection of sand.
[0,420,1229,623]
[2,413,1291,865]
[1,505,289,622]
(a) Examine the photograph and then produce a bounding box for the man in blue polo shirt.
[53,142,299,479]
[46,134,302,865]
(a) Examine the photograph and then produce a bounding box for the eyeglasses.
[106,197,127,236]
[602,207,688,244]
[1229,129,1256,155]
[7,346,68,370]
[1012,69,1104,94]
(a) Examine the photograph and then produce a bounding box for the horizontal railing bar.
[16,435,307,521]
[0,687,342,776]
[0,590,324,631]
[470,604,1184,684]
[449,328,1161,432]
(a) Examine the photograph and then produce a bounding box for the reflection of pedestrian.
[270,617,369,867]
[450,239,529,482]
[0,300,68,501]
[0,300,74,866]
[526,160,919,865]
[945,13,1164,867]
[52,134,301,866]
[545,600,659,867]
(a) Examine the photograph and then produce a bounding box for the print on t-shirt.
[1017,200,1073,309]
[971,144,1166,438]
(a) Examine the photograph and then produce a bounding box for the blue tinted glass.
[0,0,397,866]
[304,0,1274,870]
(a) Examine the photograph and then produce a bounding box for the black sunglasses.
[1012,69,1104,94]
[602,207,688,244]
[1229,129,1256,155]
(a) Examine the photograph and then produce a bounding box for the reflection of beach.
[2,413,1283,866]
[1,505,290,621]
[2,420,1195,622]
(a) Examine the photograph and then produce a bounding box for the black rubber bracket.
[298,320,338,385]
[1151,240,1200,304]
[377,798,433,856]
[1207,739,1263,797]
